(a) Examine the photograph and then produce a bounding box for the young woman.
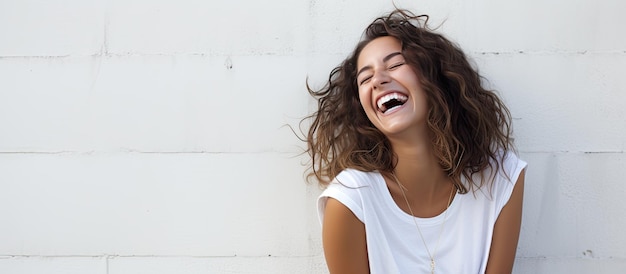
[305,9,527,274]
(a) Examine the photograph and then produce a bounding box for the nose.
[371,69,391,89]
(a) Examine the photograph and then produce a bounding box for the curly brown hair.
[304,9,513,193]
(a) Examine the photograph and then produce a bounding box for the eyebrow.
[356,51,403,78]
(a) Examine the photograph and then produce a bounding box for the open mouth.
[377,92,408,114]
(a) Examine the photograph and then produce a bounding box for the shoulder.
[317,169,381,224]
[491,150,527,208]
[332,168,380,188]
[497,150,527,184]
[463,151,526,194]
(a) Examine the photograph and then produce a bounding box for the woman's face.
[356,36,429,139]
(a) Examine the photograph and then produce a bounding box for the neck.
[390,137,450,202]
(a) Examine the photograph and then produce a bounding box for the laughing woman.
[304,9,527,274]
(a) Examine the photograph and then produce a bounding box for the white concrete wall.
[1,0,624,273]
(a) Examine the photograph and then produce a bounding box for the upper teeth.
[377,93,408,110]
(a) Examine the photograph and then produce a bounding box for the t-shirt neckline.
[373,171,461,227]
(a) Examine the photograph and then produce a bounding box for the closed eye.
[358,62,403,86]
[359,75,372,86]
[389,62,405,69]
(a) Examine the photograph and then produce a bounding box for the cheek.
[357,88,371,109]
[356,89,380,125]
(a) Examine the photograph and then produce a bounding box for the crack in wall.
[474,49,626,56]
[0,150,296,155]
[1,50,625,60]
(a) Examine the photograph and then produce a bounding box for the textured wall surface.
[1,0,625,273]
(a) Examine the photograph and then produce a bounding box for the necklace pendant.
[430,259,435,274]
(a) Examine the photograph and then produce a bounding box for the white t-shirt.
[318,152,527,274]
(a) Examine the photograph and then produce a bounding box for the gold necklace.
[391,173,455,274]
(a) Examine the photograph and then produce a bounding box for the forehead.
[357,36,402,68]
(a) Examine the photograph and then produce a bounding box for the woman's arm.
[485,169,526,274]
[322,198,370,274]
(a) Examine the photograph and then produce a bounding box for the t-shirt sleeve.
[495,152,528,216]
[317,170,366,225]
